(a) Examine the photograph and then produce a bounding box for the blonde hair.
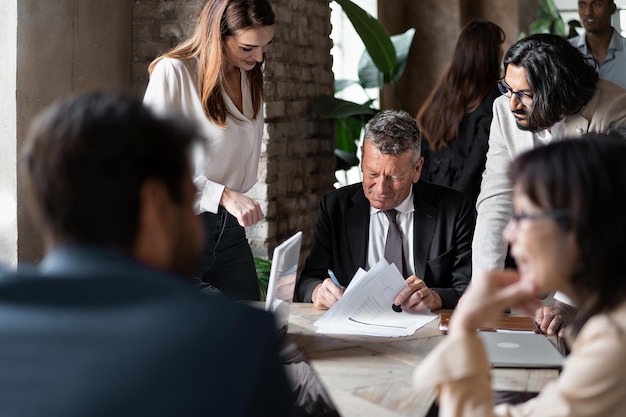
[148,0,275,127]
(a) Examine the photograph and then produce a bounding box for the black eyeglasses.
[510,209,571,225]
[497,79,534,106]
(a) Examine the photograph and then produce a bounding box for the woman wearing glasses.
[416,21,505,207]
[415,134,626,416]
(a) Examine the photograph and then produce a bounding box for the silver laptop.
[264,231,302,336]
[479,331,564,368]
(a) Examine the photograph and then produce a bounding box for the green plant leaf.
[357,54,383,89]
[313,94,377,119]
[358,28,416,88]
[551,18,566,37]
[254,257,272,301]
[335,148,360,170]
[529,0,567,37]
[541,0,560,18]
[333,0,397,76]
[335,116,363,153]
[529,17,552,33]
[334,79,361,92]
[389,28,415,83]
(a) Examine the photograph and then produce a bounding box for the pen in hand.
[327,269,343,288]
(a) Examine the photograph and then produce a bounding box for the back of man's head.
[23,91,197,250]
[504,33,599,130]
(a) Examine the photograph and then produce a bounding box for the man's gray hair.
[363,109,421,165]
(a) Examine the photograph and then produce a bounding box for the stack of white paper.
[314,260,437,337]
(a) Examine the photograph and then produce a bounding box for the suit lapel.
[412,183,437,279]
[346,190,370,269]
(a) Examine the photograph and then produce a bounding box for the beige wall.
[0,0,132,264]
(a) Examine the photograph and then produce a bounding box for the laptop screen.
[265,231,302,335]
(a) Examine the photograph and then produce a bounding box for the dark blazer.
[420,88,500,207]
[296,181,474,308]
[0,246,294,417]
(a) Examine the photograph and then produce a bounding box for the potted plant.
[315,0,415,178]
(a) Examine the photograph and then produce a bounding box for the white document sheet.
[314,260,437,337]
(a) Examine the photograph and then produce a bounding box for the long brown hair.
[416,21,504,151]
[148,0,275,127]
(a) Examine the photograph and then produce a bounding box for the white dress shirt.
[367,189,415,275]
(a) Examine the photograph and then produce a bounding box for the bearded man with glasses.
[473,33,626,339]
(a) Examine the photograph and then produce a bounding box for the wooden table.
[286,303,560,417]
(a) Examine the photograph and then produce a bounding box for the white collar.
[369,187,415,215]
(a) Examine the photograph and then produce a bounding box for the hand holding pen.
[327,269,343,289]
[311,269,345,310]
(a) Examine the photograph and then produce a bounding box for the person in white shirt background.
[569,0,626,89]
[144,0,275,300]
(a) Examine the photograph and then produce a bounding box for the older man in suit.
[0,92,293,417]
[296,110,474,312]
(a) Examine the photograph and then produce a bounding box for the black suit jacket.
[296,181,474,309]
[0,246,294,417]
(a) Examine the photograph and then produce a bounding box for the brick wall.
[131,0,336,260]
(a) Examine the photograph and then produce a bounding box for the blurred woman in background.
[416,20,505,207]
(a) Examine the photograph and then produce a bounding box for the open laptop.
[479,331,564,368]
[264,231,302,336]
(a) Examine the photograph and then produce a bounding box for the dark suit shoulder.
[320,182,366,210]
[0,265,291,417]
[414,180,468,205]
[322,183,363,201]
[0,263,275,334]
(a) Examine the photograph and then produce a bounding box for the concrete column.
[0,0,132,265]
[0,1,18,267]
[380,0,462,116]
[379,0,541,115]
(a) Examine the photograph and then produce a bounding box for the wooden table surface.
[286,302,560,417]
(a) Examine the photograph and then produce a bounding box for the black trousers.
[196,208,260,301]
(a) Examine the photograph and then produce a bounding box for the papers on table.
[314,260,437,337]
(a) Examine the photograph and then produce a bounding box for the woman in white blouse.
[416,134,626,416]
[144,0,275,300]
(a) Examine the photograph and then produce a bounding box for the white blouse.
[143,57,264,214]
